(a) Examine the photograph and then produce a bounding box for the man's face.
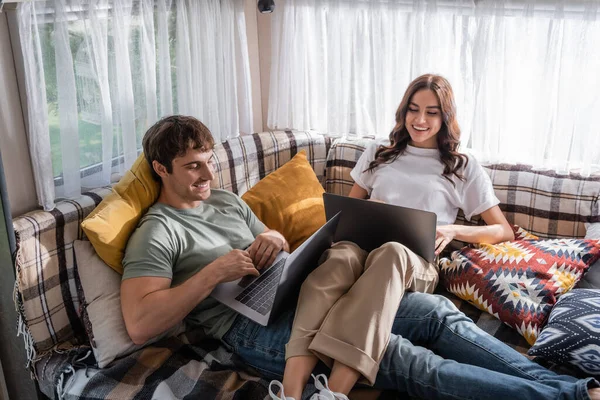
[157,147,215,208]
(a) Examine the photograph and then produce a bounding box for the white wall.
[244,0,264,132]
[0,12,37,217]
[257,8,273,131]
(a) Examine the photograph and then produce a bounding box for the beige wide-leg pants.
[285,241,439,385]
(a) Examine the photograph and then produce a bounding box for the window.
[18,0,252,210]
[268,0,600,175]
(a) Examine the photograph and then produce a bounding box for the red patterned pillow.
[440,232,600,345]
[512,225,539,240]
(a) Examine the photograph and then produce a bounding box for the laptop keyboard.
[235,257,286,315]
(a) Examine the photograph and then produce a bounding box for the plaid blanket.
[35,290,532,400]
[35,330,271,400]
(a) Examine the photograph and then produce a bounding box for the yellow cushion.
[81,153,159,274]
[242,151,326,252]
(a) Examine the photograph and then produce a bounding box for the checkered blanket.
[32,293,531,400]
[34,329,272,400]
[13,132,596,399]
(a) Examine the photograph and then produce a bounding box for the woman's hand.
[435,225,457,256]
[247,229,290,270]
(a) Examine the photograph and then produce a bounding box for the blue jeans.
[222,292,598,400]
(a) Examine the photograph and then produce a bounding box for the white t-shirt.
[350,141,500,226]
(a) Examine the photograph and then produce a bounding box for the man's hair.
[142,115,215,181]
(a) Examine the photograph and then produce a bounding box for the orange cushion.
[242,151,326,251]
[81,154,159,274]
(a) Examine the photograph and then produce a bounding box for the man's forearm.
[125,269,218,344]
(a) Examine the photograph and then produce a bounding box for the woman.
[271,74,514,399]
[263,74,600,400]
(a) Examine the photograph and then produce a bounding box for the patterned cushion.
[12,131,329,364]
[325,138,600,239]
[440,239,600,345]
[528,289,600,377]
[513,225,540,240]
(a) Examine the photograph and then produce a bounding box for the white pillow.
[585,222,600,240]
[74,240,185,368]
[579,223,600,290]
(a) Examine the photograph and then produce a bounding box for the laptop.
[323,193,437,263]
[211,212,341,326]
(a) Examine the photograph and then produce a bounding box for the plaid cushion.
[325,137,374,195]
[325,138,600,239]
[466,164,600,238]
[212,130,331,195]
[13,131,330,366]
[13,187,112,360]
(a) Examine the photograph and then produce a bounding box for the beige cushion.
[74,240,185,368]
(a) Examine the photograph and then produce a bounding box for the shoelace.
[310,374,350,400]
[268,380,296,400]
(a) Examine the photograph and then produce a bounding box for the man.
[122,115,599,400]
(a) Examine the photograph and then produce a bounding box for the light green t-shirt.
[122,189,265,339]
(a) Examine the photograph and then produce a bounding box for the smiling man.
[121,115,288,344]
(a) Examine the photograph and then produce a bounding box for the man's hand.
[435,225,456,256]
[247,229,289,270]
[205,249,259,283]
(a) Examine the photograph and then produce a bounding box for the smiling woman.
[405,90,442,149]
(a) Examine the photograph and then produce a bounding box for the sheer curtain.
[269,0,600,175]
[18,0,253,211]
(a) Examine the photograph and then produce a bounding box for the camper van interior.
[1,0,600,399]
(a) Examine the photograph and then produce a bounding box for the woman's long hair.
[366,74,468,185]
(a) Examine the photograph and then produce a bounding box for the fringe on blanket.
[55,350,93,400]
[13,240,37,371]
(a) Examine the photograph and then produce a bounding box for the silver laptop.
[211,212,341,326]
[323,193,437,263]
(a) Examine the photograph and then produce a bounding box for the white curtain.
[269,0,600,175]
[18,0,253,211]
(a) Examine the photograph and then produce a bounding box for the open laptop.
[323,193,437,263]
[211,212,341,326]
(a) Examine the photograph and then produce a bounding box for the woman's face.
[405,89,443,149]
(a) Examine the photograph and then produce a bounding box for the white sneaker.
[268,380,296,400]
[309,374,349,400]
